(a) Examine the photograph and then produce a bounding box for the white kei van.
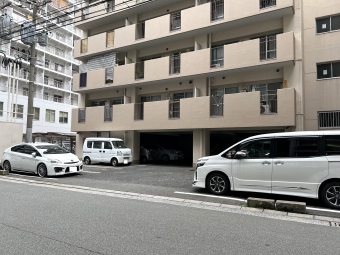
[83,138,132,166]
[193,131,340,209]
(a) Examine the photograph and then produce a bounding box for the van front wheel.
[111,158,118,167]
[84,157,91,165]
[321,182,340,209]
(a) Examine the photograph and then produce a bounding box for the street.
[1,178,340,255]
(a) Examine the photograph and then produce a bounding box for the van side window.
[223,145,239,159]
[238,140,271,158]
[276,137,319,157]
[104,142,112,150]
[325,136,340,156]
[93,141,102,149]
[87,141,92,149]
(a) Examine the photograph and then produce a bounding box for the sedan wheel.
[321,182,340,209]
[37,164,48,177]
[162,155,169,163]
[3,161,11,172]
[207,173,229,195]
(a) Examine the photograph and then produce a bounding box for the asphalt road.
[4,162,340,218]
[0,180,339,255]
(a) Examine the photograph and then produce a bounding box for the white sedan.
[1,143,83,177]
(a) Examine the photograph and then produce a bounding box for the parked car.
[193,131,340,209]
[83,138,132,166]
[140,142,183,163]
[1,143,83,177]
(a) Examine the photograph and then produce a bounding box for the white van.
[193,131,340,209]
[83,138,132,166]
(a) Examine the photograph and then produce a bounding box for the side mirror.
[234,151,247,159]
[31,152,37,158]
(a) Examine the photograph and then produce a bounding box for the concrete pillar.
[194,77,208,97]
[193,129,210,168]
[78,93,88,108]
[194,34,208,49]
[125,131,140,164]
[75,133,85,159]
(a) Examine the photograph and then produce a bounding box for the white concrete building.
[0,0,81,145]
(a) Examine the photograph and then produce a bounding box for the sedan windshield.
[36,145,69,154]
[113,141,127,148]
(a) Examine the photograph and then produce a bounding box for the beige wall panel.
[73,73,80,92]
[88,4,106,20]
[88,90,124,101]
[113,64,135,86]
[144,100,169,125]
[145,14,170,41]
[74,40,81,59]
[89,20,125,37]
[114,24,137,48]
[87,69,106,90]
[181,3,211,32]
[144,57,170,81]
[87,33,107,55]
[181,49,210,75]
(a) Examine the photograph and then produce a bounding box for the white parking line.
[82,171,101,174]
[10,173,59,180]
[174,191,247,202]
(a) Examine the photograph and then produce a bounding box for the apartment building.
[0,0,81,147]
[72,0,340,166]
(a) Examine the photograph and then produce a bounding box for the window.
[260,34,277,60]
[0,102,3,117]
[170,11,181,31]
[112,141,127,148]
[104,142,112,150]
[325,136,340,156]
[24,145,37,155]
[260,0,276,9]
[317,62,340,79]
[87,141,92,148]
[276,137,319,158]
[45,109,55,122]
[80,73,87,88]
[238,139,271,158]
[211,45,224,67]
[107,0,115,12]
[44,76,49,85]
[211,0,224,21]
[13,104,24,119]
[92,101,107,106]
[112,98,124,105]
[93,141,102,149]
[34,107,40,120]
[224,145,240,159]
[318,111,340,129]
[225,87,240,94]
[59,111,68,124]
[23,87,29,96]
[11,145,25,153]
[316,15,340,34]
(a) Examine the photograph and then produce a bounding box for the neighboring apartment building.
[0,0,80,147]
[72,0,340,166]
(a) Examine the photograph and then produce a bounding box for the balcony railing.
[135,62,144,80]
[134,103,143,120]
[260,91,278,114]
[211,0,224,21]
[260,35,277,60]
[107,0,115,12]
[210,94,224,117]
[104,106,113,122]
[318,111,340,129]
[211,46,224,68]
[79,108,86,123]
[260,0,276,9]
[170,11,181,31]
[169,101,180,119]
[170,55,180,74]
[136,22,145,40]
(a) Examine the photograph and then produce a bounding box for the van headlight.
[117,150,122,156]
[196,159,209,168]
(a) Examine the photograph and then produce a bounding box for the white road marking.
[307,207,340,214]
[10,173,59,180]
[82,171,101,174]
[174,191,247,202]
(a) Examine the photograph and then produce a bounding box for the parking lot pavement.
[5,163,340,219]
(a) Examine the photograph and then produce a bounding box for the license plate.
[124,159,128,164]
[70,167,77,172]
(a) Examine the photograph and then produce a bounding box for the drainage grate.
[330,221,340,227]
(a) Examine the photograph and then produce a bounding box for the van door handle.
[275,162,284,165]
[103,151,105,153]
[99,150,102,152]
[262,161,271,165]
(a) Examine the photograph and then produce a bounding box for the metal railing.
[45,45,72,60]
[170,11,181,31]
[211,0,224,21]
[134,103,144,120]
[49,32,72,45]
[211,46,224,68]
[79,108,86,123]
[169,101,180,119]
[260,35,277,60]
[260,91,278,114]
[10,48,29,61]
[260,0,276,9]
[135,62,145,80]
[318,111,340,129]
[170,55,181,74]
[210,95,224,117]
[104,106,113,122]
[136,22,145,40]
[107,0,115,12]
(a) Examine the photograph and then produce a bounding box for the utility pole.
[26,5,37,143]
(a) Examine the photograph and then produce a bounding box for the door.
[232,139,273,193]
[272,137,329,198]
[102,141,114,163]
[92,141,103,162]
[21,145,39,172]
[10,145,25,170]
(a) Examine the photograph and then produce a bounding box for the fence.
[134,103,144,120]
[210,95,224,117]
[211,46,224,68]
[211,0,224,21]
[79,108,86,123]
[170,55,181,74]
[170,11,181,31]
[318,111,340,129]
[104,106,113,122]
[169,101,180,119]
[135,62,145,79]
[260,0,276,9]
[260,35,277,60]
[260,91,278,114]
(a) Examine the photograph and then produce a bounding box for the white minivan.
[83,138,132,166]
[193,131,340,209]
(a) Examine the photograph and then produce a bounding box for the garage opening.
[140,132,193,166]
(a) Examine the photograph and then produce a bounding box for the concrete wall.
[0,122,23,161]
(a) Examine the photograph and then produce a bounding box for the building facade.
[0,0,81,147]
[72,0,340,166]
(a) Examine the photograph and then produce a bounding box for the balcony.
[71,88,296,132]
[74,0,294,61]
[73,32,294,92]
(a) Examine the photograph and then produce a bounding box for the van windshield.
[36,145,69,154]
[113,141,127,148]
